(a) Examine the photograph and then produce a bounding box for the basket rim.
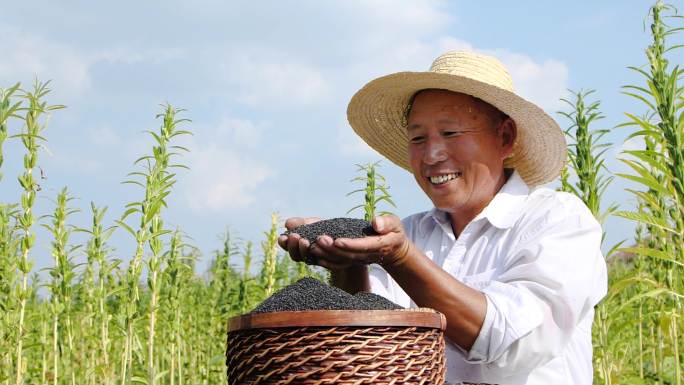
[228,309,447,332]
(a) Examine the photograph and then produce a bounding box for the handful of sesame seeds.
[281,217,378,244]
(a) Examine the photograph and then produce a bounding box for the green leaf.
[153,370,169,384]
[121,207,140,220]
[621,246,684,268]
[607,275,658,299]
[621,150,668,173]
[614,211,678,235]
[616,170,669,196]
[115,220,137,237]
[615,288,670,312]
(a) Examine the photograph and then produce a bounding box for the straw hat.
[346,51,566,187]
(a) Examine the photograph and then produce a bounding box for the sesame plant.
[12,81,64,385]
[347,161,396,222]
[116,104,190,384]
[0,86,290,384]
[260,213,280,298]
[78,202,118,385]
[612,1,684,383]
[42,187,80,385]
[557,90,627,384]
[0,84,22,383]
[0,83,21,184]
[235,241,256,315]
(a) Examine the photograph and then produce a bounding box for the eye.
[409,135,426,144]
[442,131,463,138]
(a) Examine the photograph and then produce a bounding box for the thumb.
[372,214,401,234]
[285,216,321,231]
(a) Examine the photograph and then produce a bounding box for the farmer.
[278,51,607,385]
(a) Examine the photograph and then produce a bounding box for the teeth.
[429,173,460,184]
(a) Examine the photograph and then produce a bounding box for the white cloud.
[217,48,329,106]
[0,23,185,101]
[352,0,452,29]
[615,134,645,164]
[179,113,274,211]
[93,46,185,65]
[88,125,122,146]
[489,50,569,112]
[336,123,381,159]
[48,150,103,174]
[182,135,272,211]
[215,117,263,147]
[0,24,92,98]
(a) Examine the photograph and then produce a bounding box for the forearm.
[384,242,487,350]
[330,265,370,294]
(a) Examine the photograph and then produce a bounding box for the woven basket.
[226,308,446,385]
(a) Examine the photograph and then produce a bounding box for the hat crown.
[429,51,514,92]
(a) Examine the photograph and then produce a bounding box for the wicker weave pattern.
[226,326,445,384]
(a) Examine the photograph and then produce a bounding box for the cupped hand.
[279,215,412,271]
[277,216,321,265]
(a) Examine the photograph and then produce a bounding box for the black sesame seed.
[353,291,404,311]
[282,218,378,244]
[251,277,403,314]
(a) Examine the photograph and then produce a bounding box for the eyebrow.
[406,123,421,131]
[406,119,465,131]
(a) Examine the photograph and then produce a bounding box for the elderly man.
[278,51,607,385]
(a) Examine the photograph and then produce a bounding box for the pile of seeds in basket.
[252,277,402,313]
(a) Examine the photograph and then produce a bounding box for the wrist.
[383,239,412,270]
[330,265,370,294]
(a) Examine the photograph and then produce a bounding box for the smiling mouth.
[428,172,462,185]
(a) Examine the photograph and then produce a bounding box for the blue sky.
[1,1,681,274]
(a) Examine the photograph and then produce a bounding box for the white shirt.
[369,170,607,385]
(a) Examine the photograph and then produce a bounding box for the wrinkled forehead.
[404,88,508,126]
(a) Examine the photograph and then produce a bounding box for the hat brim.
[346,71,566,187]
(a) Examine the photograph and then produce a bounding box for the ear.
[498,118,517,160]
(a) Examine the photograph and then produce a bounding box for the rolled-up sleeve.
[465,202,607,375]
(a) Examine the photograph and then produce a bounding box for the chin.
[432,199,462,212]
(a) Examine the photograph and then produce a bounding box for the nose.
[423,135,448,165]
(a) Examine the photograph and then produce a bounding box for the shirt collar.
[475,169,530,229]
[418,206,453,239]
[417,169,530,236]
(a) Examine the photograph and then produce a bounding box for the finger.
[284,216,322,231]
[310,235,360,268]
[310,236,350,262]
[314,238,381,264]
[303,216,322,225]
[334,233,407,266]
[284,217,307,231]
[298,237,312,263]
[277,235,288,250]
[308,237,338,261]
[286,233,304,262]
[333,232,399,252]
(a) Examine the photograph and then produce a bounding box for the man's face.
[406,89,515,218]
